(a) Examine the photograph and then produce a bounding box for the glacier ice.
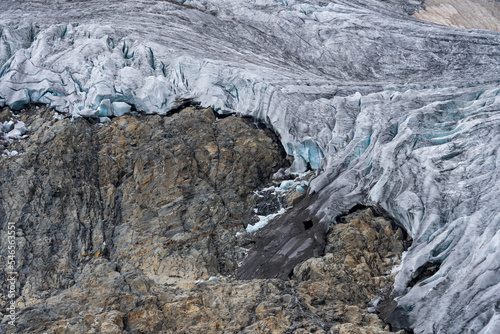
[1,0,500,332]
[2,120,14,132]
[2,120,27,139]
[111,101,132,117]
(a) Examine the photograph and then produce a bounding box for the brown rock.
[414,0,500,32]
[0,104,286,333]
[0,105,409,334]
[126,310,164,333]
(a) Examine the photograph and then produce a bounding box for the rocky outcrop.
[414,0,500,32]
[0,105,409,333]
[0,104,287,332]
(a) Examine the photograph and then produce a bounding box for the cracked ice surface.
[1,0,500,332]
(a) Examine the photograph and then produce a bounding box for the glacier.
[1,0,500,332]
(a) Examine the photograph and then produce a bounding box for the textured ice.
[296,185,306,194]
[2,120,14,132]
[1,0,500,332]
[279,180,295,191]
[111,102,132,117]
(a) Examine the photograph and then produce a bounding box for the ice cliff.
[1,0,500,332]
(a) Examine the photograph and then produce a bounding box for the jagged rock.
[290,208,410,334]
[0,104,287,333]
[0,104,410,334]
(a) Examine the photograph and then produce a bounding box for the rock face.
[0,105,409,333]
[414,0,500,32]
[236,192,328,281]
[0,104,286,332]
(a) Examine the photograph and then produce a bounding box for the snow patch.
[246,208,286,233]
